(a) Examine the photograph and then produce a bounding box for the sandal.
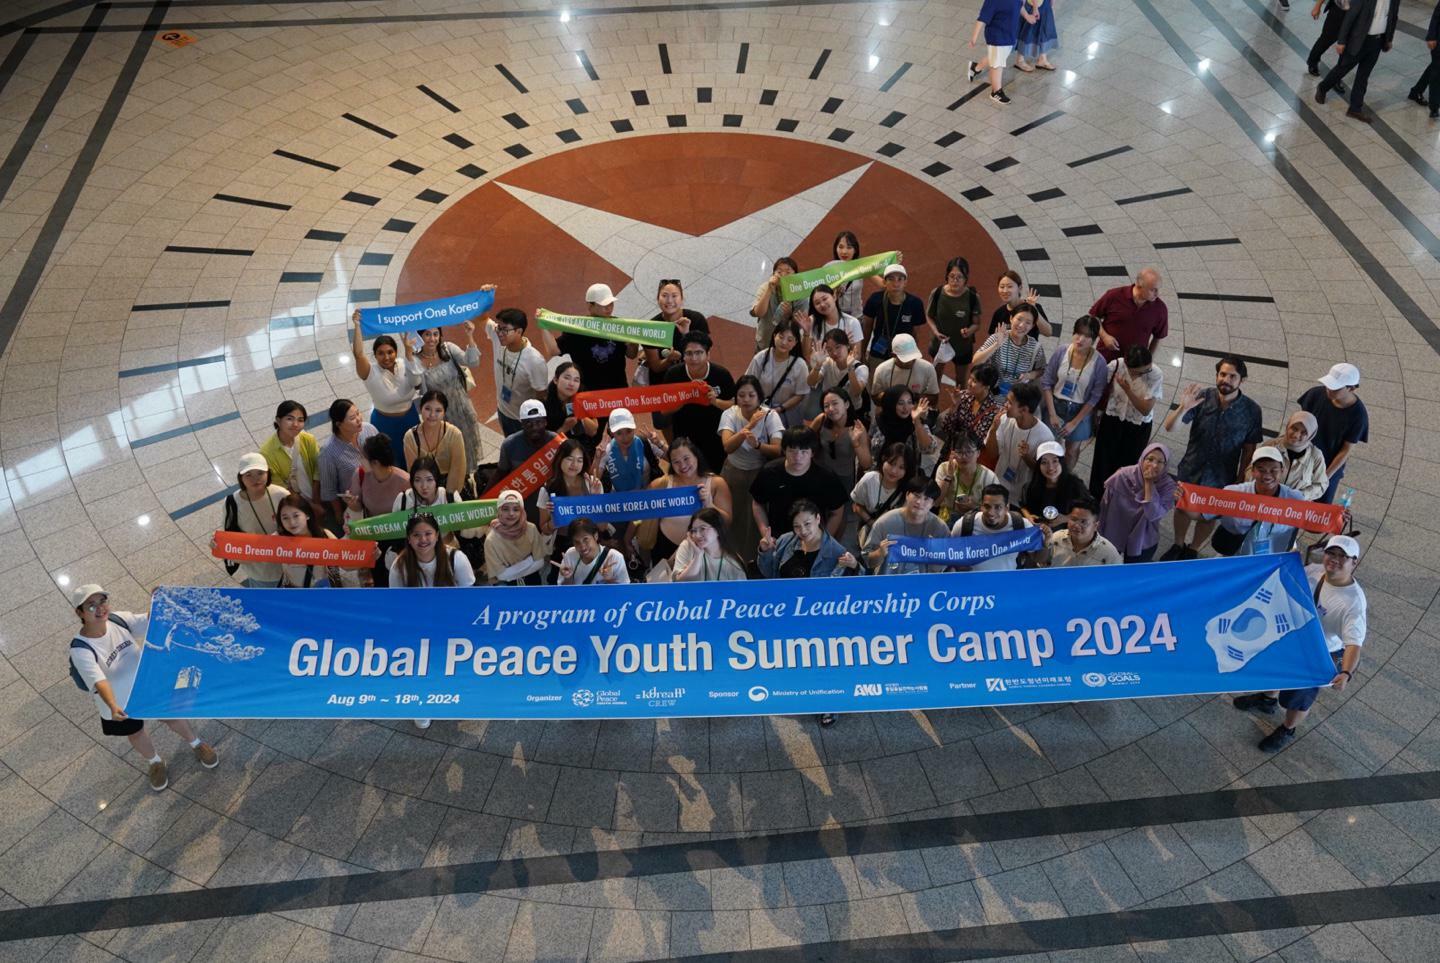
[1036,62,1056,71]
[1014,61,1035,73]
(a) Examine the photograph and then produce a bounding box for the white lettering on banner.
[444,638,578,677]
[726,631,914,670]
[927,625,1055,669]
[590,633,713,673]
[290,638,431,677]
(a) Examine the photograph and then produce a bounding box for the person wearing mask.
[936,432,998,524]
[1234,536,1367,752]
[68,585,217,792]
[1204,448,1304,557]
[662,330,735,470]
[745,321,810,427]
[1039,315,1106,467]
[751,426,850,547]
[484,308,549,437]
[749,257,799,352]
[543,360,601,451]
[556,518,630,584]
[1298,362,1368,503]
[827,231,866,318]
[1086,269,1168,362]
[862,476,950,574]
[1162,356,1264,559]
[987,271,1052,338]
[951,484,1038,572]
[925,257,982,389]
[806,329,869,416]
[643,437,732,568]
[1279,410,1329,501]
[1099,443,1175,563]
[810,387,872,499]
[404,390,468,494]
[799,283,864,364]
[414,317,484,472]
[350,314,422,468]
[869,385,940,475]
[759,499,859,577]
[219,452,289,586]
[672,508,749,581]
[484,490,548,584]
[275,493,356,588]
[1045,497,1122,566]
[984,381,1055,506]
[319,399,378,525]
[718,377,785,560]
[973,304,1046,395]
[1021,440,1089,529]
[389,511,475,731]
[938,362,1006,457]
[542,282,638,393]
[261,401,321,514]
[870,333,940,409]
[1088,344,1164,500]
[862,263,925,368]
[851,443,916,545]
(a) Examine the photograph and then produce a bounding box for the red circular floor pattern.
[397,133,1008,419]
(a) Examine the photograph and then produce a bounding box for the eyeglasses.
[659,278,682,287]
[495,326,515,336]
[83,595,108,613]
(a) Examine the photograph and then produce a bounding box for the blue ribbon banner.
[124,554,1336,720]
[551,486,702,525]
[357,288,496,337]
[888,528,1046,566]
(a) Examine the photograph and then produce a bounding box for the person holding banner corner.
[1203,447,1304,557]
[749,257,799,353]
[350,312,422,468]
[644,436,732,569]
[828,231,866,319]
[951,484,1039,572]
[863,475,950,574]
[275,494,357,588]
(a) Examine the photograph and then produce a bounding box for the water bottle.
[1337,487,1355,509]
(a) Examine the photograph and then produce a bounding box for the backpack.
[958,510,1025,536]
[68,613,132,693]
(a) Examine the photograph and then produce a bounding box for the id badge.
[871,336,889,357]
[1003,466,1016,482]
[1059,379,1078,400]
[500,386,513,403]
[564,402,574,416]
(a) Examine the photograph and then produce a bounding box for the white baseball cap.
[1318,362,1360,389]
[882,263,907,279]
[496,489,524,506]
[69,583,106,608]
[519,399,547,420]
[1036,440,1066,461]
[585,283,616,306]
[1250,446,1284,465]
[608,407,636,432]
[891,333,921,363]
[238,452,268,474]
[1325,534,1361,559]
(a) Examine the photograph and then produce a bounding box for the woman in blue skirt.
[1015,0,1058,73]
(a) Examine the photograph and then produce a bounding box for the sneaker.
[818,713,837,727]
[967,61,979,83]
[1258,725,1297,753]
[1314,86,1328,105]
[192,743,218,769]
[1159,544,1186,561]
[148,761,169,792]
[1232,693,1279,715]
[990,89,1011,105]
[414,719,432,730]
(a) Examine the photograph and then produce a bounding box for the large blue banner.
[124,554,1336,720]
[551,486,701,525]
[357,288,495,337]
[888,528,1046,566]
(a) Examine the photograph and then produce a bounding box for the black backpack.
[68,613,132,693]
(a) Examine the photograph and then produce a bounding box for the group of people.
[969,0,1061,104]
[1307,0,1430,123]
[69,235,1374,783]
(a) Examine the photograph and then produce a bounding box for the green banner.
[348,499,497,541]
[778,251,900,302]
[536,309,674,348]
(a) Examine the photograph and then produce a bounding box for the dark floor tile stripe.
[0,0,94,38]
[0,30,37,101]
[215,193,291,211]
[1185,345,1289,368]
[612,119,634,133]
[1176,291,1274,303]
[130,411,241,450]
[279,271,323,283]
[417,83,460,113]
[349,288,381,303]
[444,132,473,149]
[118,354,225,378]
[495,63,527,93]
[270,315,314,330]
[829,128,852,142]
[993,215,1025,229]
[274,359,323,380]
[389,159,423,175]
[878,61,910,92]
[879,110,905,127]
[457,163,486,178]
[961,185,992,201]
[632,88,649,106]
[304,229,345,242]
[1069,145,1133,167]
[1115,186,1192,206]
[341,112,396,138]
[163,245,253,256]
[273,148,339,171]
[697,86,712,103]
[359,252,393,267]
[776,119,798,132]
[736,41,748,73]
[809,48,830,80]
[723,115,743,128]
[416,188,448,203]
[1015,248,1048,261]
[877,142,903,157]
[922,162,950,177]
[821,96,842,113]
[168,487,231,521]
[947,85,987,109]
[936,131,963,147]
[11,770,1440,942]
[1009,108,1063,136]
[760,89,777,105]
[1086,265,1128,277]
[1153,237,1241,249]
[566,97,587,114]
[1030,283,1062,298]
[984,156,1018,173]
[132,300,229,312]
[502,111,528,129]
[658,42,671,73]
[342,190,380,206]
[1061,224,1102,238]
[557,126,582,141]
[669,115,688,128]
[1027,187,1065,202]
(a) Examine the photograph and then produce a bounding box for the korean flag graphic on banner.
[1205,570,1315,673]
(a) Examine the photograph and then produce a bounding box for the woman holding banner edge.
[389,511,475,731]
[351,311,422,469]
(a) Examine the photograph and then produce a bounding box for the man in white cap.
[1205,446,1305,557]
[861,262,925,369]
[541,282,637,394]
[869,332,940,408]
[68,585,217,791]
[1234,535,1367,753]
[494,399,556,515]
[1298,362,1368,503]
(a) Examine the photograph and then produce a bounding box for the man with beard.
[1160,356,1263,560]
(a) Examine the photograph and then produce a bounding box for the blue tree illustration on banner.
[147,587,265,663]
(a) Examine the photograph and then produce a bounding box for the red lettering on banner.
[573,382,710,418]
[211,531,377,568]
[1178,484,1345,534]
[483,433,567,499]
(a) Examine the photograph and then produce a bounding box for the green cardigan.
[260,431,320,492]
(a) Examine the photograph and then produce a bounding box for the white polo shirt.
[69,611,149,721]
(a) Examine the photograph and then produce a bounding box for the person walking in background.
[968,0,1039,104]
[1407,1,1440,118]
[1315,0,1401,123]
[1014,0,1058,72]
[1308,0,1351,96]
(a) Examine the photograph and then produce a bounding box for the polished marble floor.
[2,0,1440,959]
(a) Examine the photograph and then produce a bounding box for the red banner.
[483,432,567,499]
[573,382,711,418]
[212,531,377,568]
[1178,483,1345,534]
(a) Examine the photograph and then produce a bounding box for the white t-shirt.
[559,546,630,585]
[992,417,1054,505]
[871,358,940,399]
[364,360,421,412]
[813,356,870,411]
[70,611,149,721]
[1306,563,1367,654]
[951,512,1035,572]
[811,312,864,349]
[850,471,903,516]
[487,323,550,419]
[745,349,810,412]
[388,550,476,587]
[718,405,785,471]
[1101,359,1165,425]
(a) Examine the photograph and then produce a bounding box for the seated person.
[861,476,950,574]
[758,499,859,578]
[1045,497,1122,566]
[950,483,1038,572]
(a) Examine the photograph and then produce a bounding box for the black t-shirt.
[779,547,819,579]
[987,301,1049,341]
[557,330,629,391]
[1297,385,1369,463]
[750,462,849,531]
[862,292,925,358]
[650,309,710,350]
[544,387,602,450]
[1021,472,1089,524]
[662,361,734,473]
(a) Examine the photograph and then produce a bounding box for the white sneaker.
[966,61,979,83]
[413,719,431,730]
[991,88,1011,105]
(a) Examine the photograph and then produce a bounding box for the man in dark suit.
[1315,0,1402,122]
[1406,1,1440,120]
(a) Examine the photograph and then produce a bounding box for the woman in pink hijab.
[1098,442,1176,563]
